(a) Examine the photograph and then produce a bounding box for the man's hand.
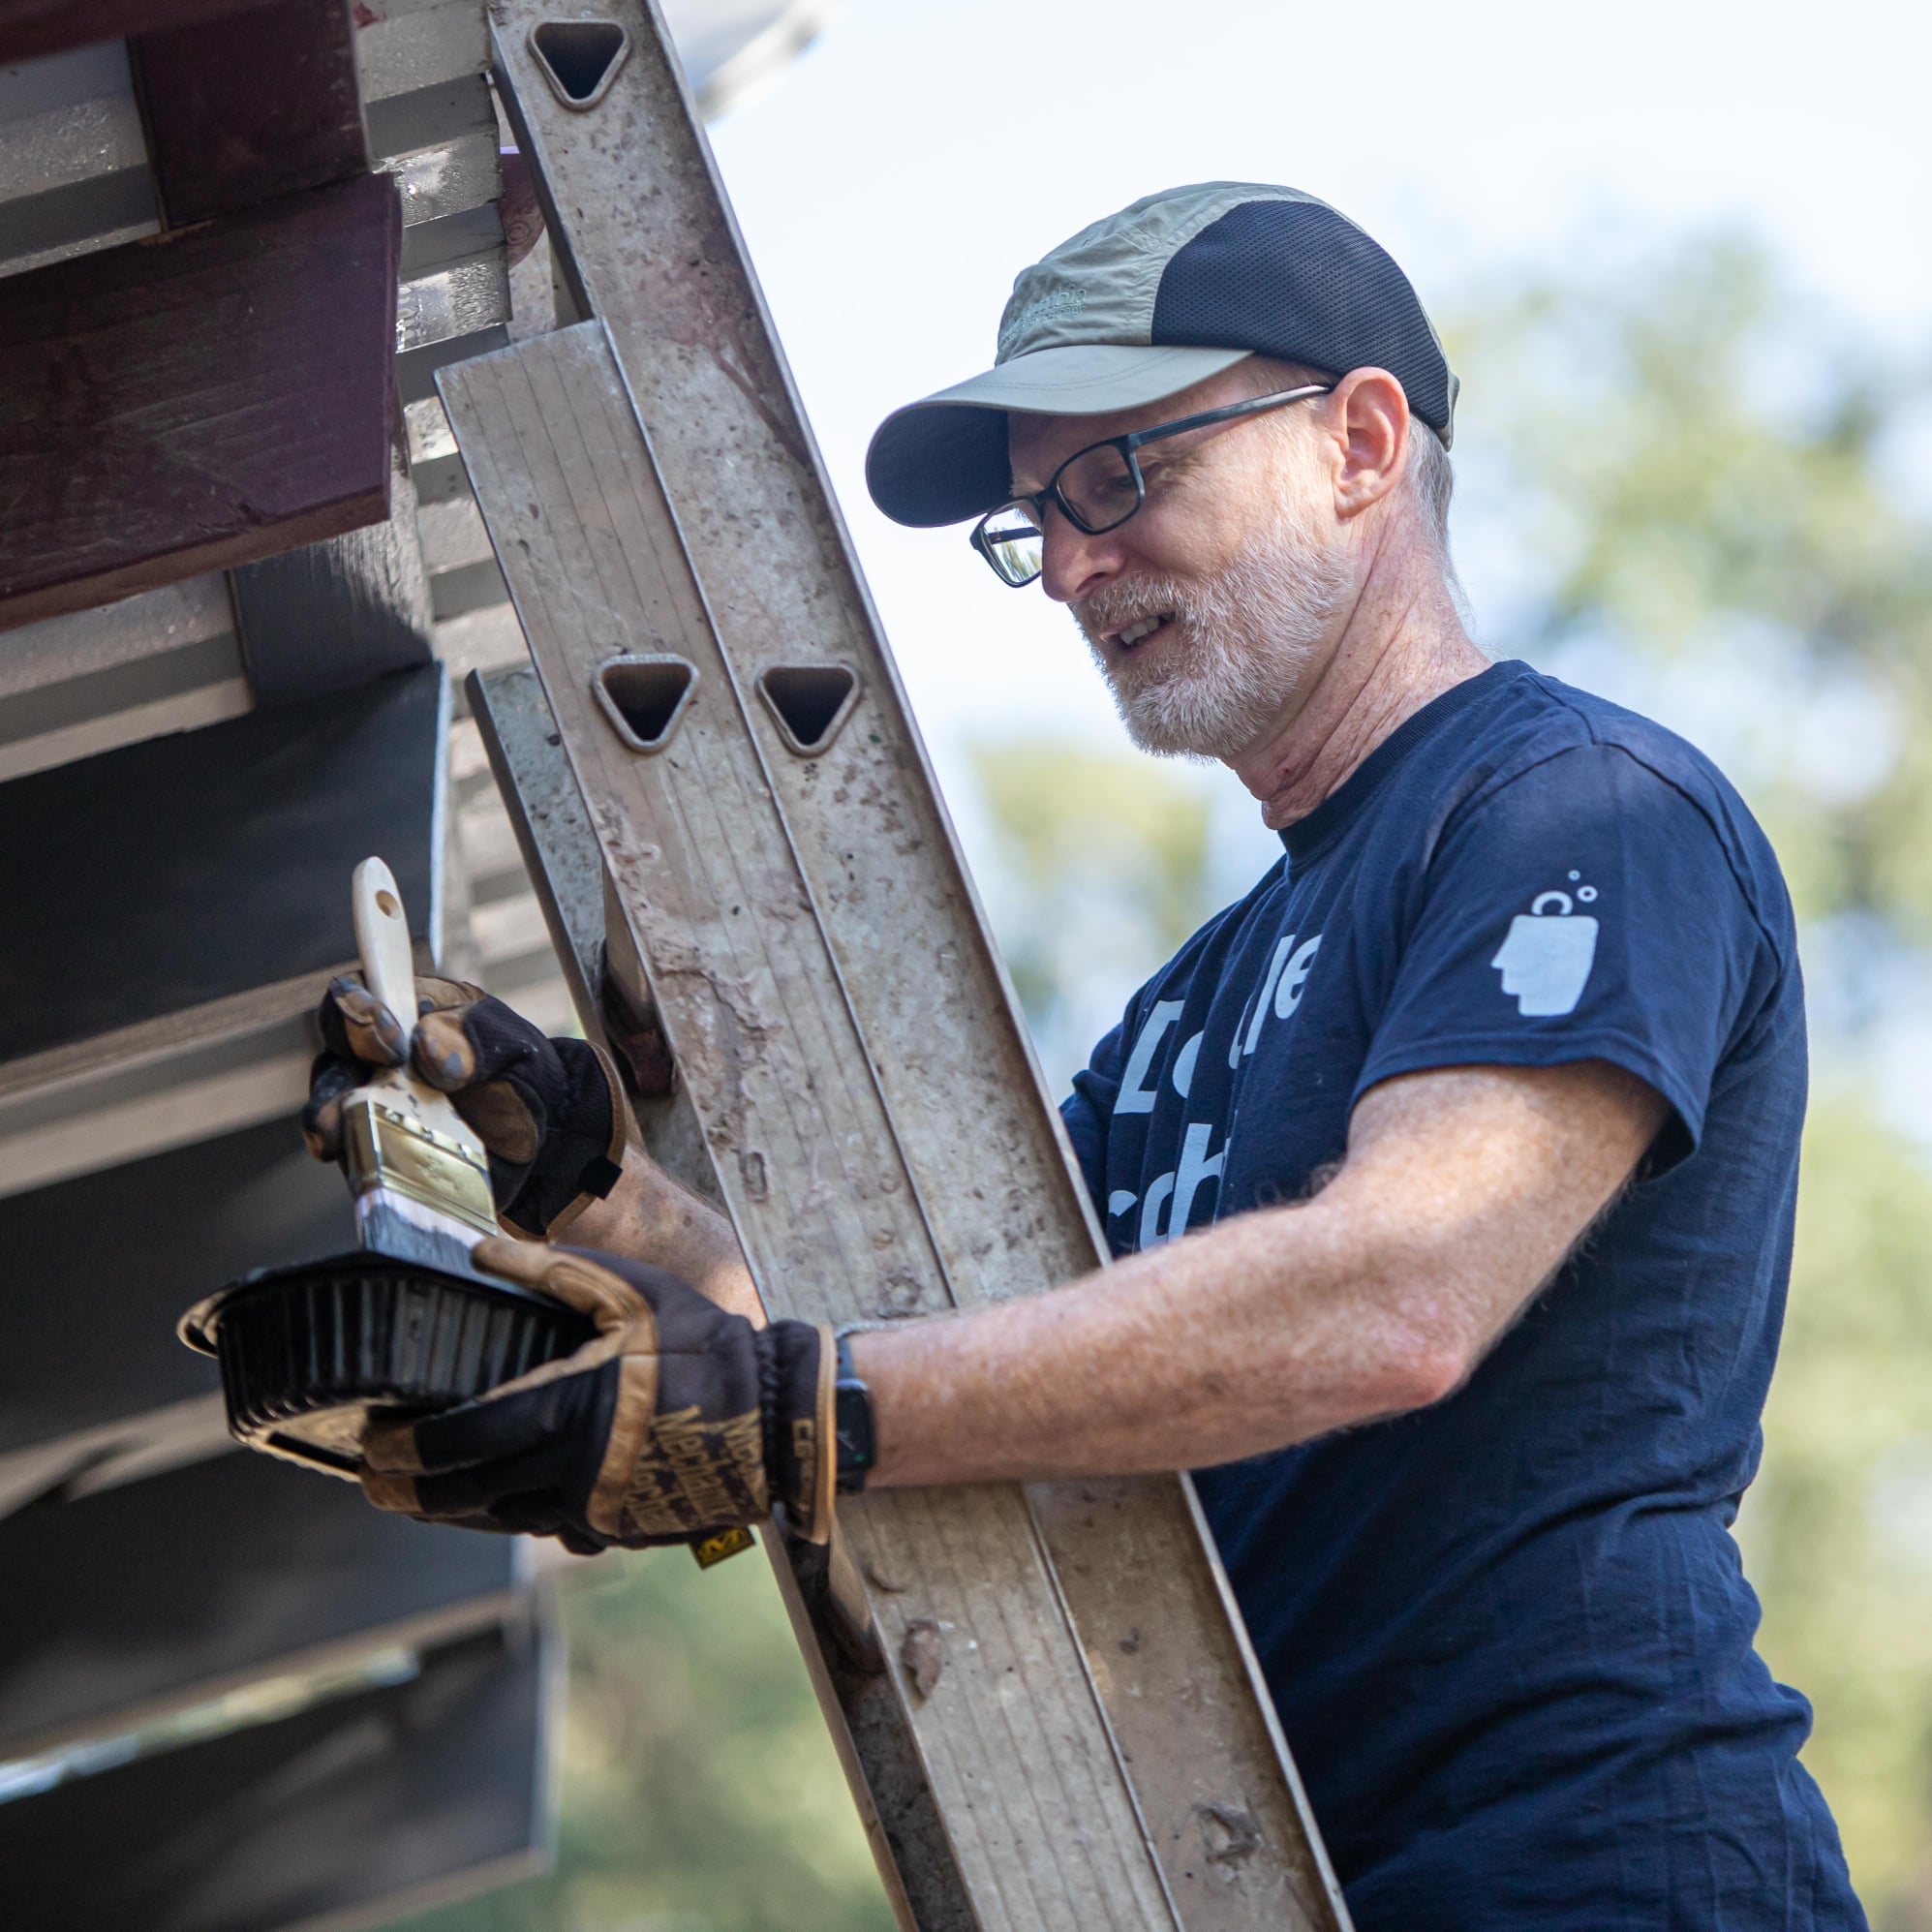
[302,975,628,1237]
[359,1238,835,1551]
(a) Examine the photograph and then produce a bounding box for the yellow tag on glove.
[691,1525,756,1570]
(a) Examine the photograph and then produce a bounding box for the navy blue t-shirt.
[1061,662,1864,1930]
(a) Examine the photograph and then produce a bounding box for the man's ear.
[1328,367,1411,520]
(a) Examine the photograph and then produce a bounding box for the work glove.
[302,974,627,1237]
[358,1239,836,1553]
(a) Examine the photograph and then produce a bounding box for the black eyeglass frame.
[968,383,1334,586]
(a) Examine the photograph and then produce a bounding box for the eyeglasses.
[968,383,1334,588]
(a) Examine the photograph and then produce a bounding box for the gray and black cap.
[865,181,1458,529]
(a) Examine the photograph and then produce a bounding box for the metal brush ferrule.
[341,1089,499,1238]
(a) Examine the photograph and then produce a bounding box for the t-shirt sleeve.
[1061,1018,1126,1212]
[1355,741,1778,1168]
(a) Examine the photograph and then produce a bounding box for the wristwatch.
[832,1325,878,1493]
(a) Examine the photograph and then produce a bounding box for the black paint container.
[179,1250,594,1477]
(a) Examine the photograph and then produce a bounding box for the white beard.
[1075,503,1354,760]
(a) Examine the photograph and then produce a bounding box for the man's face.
[1006,365,1354,761]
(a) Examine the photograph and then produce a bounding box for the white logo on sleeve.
[1490,880,1600,1017]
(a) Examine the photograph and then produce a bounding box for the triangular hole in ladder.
[533,19,628,103]
[599,658,693,749]
[761,664,856,751]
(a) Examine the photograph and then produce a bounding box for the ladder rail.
[445,320,1178,1929]
[464,4,1353,1923]
[470,660,944,1932]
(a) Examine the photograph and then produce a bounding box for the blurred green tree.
[1452,235,1932,935]
[387,1549,893,1932]
[968,741,1218,1090]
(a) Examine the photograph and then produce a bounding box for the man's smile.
[1104,611,1176,653]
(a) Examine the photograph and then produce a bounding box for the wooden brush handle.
[348,860,487,1163]
[352,857,419,1033]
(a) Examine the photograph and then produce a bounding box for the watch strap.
[832,1325,878,1493]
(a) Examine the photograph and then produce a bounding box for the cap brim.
[865,344,1253,528]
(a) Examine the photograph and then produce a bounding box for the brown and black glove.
[359,1239,836,1554]
[303,974,628,1237]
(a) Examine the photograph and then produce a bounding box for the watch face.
[834,1379,874,1487]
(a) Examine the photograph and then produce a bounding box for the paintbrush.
[339,856,500,1275]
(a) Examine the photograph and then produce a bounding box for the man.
[306,184,1864,1926]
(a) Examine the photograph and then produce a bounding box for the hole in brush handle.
[353,857,420,1037]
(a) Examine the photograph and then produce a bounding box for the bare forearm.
[568,1146,761,1323]
[851,1197,1432,1487]
[852,1060,1665,1490]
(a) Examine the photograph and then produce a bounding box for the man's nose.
[1039,505,1125,604]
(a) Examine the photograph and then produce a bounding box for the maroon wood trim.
[0,0,259,65]
[0,170,401,632]
[132,0,367,228]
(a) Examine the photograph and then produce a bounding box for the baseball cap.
[864,182,1458,529]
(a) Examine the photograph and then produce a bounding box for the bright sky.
[704,0,1932,883]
